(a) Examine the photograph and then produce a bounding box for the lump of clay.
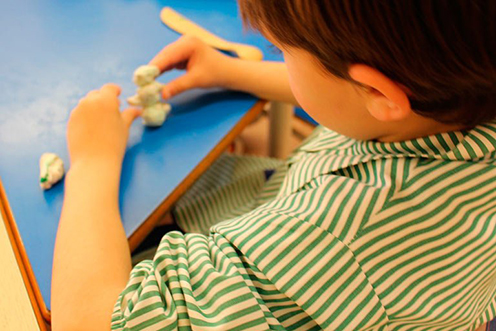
[133,65,160,86]
[127,94,142,107]
[141,103,172,127]
[137,81,163,107]
[39,153,64,190]
[127,64,172,127]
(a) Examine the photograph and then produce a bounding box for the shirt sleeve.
[111,171,391,330]
[112,210,389,330]
[111,231,294,330]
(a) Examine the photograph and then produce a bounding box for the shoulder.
[212,194,390,330]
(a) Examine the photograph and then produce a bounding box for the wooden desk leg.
[0,214,45,331]
[268,101,294,159]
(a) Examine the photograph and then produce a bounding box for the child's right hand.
[150,36,234,99]
[151,36,298,106]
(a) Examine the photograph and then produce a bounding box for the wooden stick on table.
[160,7,263,61]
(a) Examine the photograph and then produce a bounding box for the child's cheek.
[287,72,303,105]
[287,67,323,120]
[285,62,311,107]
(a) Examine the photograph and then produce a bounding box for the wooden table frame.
[268,101,294,160]
[0,182,48,330]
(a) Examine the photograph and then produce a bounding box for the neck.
[377,116,468,142]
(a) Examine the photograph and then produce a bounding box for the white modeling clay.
[39,153,64,190]
[128,64,172,127]
[137,81,163,107]
[133,65,160,86]
[142,103,171,127]
[127,94,142,106]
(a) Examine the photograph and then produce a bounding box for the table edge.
[0,179,49,327]
[128,100,266,250]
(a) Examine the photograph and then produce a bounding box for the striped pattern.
[173,154,283,234]
[112,122,496,330]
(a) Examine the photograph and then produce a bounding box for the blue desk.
[0,0,279,322]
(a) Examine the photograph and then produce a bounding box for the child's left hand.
[67,83,142,168]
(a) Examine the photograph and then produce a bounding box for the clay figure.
[127,65,172,126]
[39,153,64,190]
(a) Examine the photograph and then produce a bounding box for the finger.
[149,36,198,73]
[161,74,195,99]
[85,90,99,98]
[100,83,122,97]
[121,108,142,128]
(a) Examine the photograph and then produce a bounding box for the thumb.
[161,74,195,99]
[121,108,142,128]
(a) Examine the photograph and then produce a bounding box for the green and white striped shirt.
[112,122,496,330]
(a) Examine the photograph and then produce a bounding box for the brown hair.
[239,0,496,126]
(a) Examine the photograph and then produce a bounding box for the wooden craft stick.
[160,7,264,61]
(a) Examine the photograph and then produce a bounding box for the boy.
[51,1,496,330]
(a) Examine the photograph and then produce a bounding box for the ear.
[349,64,412,122]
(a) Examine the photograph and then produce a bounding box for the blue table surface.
[0,0,290,311]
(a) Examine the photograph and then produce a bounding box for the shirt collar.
[279,121,496,196]
[296,121,496,162]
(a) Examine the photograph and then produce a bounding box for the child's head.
[239,0,496,141]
